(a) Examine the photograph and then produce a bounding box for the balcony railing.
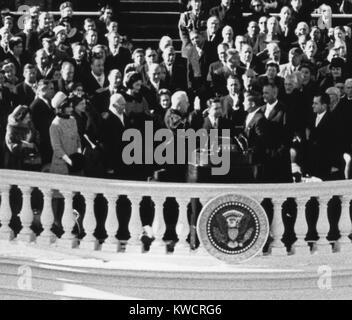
[0,169,351,257]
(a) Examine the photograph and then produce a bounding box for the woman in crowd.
[124,48,148,84]
[319,57,346,91]
[2,61,19,93]
[153,88,172,129]
[5,105,40,171]
[123,71,151,130]
[70,95,103,178]
[5,104,42,235]
[49,91,83,236]
[49,91,82,176]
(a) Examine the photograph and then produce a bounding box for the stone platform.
[1,241,352,300]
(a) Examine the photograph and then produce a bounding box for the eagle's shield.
[228,228,239,241]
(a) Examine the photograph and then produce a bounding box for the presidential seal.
[197,194,269,264]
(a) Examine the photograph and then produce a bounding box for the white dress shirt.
[315,111,326,127]
[208,115,218,128]
[195,45,203,58]
[150,80,160,91]
[246,108,260,128]
[109,106,125,126]
[230,94,240,110]
[264,100,278,119]
[92,71,105,87]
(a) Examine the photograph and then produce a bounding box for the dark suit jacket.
[256,75,285,96]
[14,82,36,107]
[0,86,14,140]
[209,4,244,34]
[209,64,246,96]
[207,60,224,83]
[261,101,292,182]
[105,47,132,76]
[261,101,289,147]
[160,62,188,93]
[73,59,91,83]
[56,78,73,96]
[202,116,232,131]
[141,80,167,110]
[29,98,56,165]
[221,94,246,135]
[239,56,265,75]
[305,112,334,180]
[6,52,31,80]
[100,110,131,178]
[35,65,55,81]
[83,72,109,97]
[243,109,268,166]
[187,41,218,85]
[16,31,41,56]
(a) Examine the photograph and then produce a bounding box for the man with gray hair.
[326,86,350,179]
[160,46,187,92]
[205,16,221,44]
[57,61,75,95]
[141,63,167,109]
[164,91,190,131]
[92,69,125,116]
[101,93,130,178]
[105,31,131,75]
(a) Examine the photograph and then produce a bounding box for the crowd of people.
[1,0,352,250]
[0,0,351,184]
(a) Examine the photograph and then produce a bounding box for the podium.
[186,146,260,184]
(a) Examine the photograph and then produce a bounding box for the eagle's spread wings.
[216,214,228,235]
[238,213,251,238]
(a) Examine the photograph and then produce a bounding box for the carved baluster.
[36,188,55,245]
[270,197,287,255]
[175,198,191,253]
[316,196,332,253]
[0,185,13,241]
[128,196,142,248]
[104,194,119,251]
[58,191,77,248]
[17,186,35,243]
[80,192,98,250]
[293,197,310,255]
[193,197,209,255]
[338,196,352,251]
[152,196,165,248]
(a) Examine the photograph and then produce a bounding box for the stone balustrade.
[0,169,352,257]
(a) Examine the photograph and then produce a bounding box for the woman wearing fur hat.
[5,105,40,170]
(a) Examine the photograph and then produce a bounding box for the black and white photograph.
[0,0,352,303]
